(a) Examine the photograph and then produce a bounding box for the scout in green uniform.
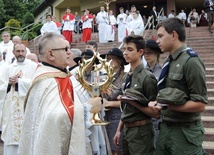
[113,35,160,155]
[151,17,208,155]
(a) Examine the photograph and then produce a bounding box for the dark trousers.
[156,121,206,155]
[122,122,155,155]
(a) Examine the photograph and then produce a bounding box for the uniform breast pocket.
[169,72,186,85]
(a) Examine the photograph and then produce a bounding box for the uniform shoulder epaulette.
[186,49,198,57]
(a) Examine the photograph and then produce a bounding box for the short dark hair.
[46,14,52,19]
[123,35,146,52]
[156,17,186,42]
[86,40,98,50]
[13,43,26,52]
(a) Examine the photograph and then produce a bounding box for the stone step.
[206,75,214,81]
[208,97,214,105]
[206,68,214,75]
[203,141,214,155]
[203,106,214,116]
[203,59,214,63]
[207,81,214,89]
[207,89,214,97]
[187,42,214,46]
[205,63,214,68]
[202,116,214,128]
[203,128,214,154]
[204,128,214,141]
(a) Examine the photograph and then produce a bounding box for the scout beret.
[124,88,149,106]
[156,88,188,105]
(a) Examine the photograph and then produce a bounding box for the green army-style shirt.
[121,63,158,123]
[161,45,208,122]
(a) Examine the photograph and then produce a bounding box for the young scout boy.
[113,35,160,155]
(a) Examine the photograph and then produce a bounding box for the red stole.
[81,14,93,21]
[62,13,75,21]
[55,77,74,122]
[55,21,61,27]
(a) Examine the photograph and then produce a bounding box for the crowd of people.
[40,2,214,47]
[0,1,211,155]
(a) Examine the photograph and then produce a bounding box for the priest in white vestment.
[18,32,102,155]
[0,43,38,155]
[117,7,127,42]
[96,6,108,43]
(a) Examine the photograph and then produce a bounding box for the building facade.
[34,0,204,23]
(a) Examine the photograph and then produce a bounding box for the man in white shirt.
[0,32,14,64]
[96,6,108,43]
[117,7,127,42]
[40,14,58,35]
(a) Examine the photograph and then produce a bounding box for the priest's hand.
[9,76,18,86]
[88,97,102,113]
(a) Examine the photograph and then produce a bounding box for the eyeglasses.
[51,47,69,52]
[3,35,9,37]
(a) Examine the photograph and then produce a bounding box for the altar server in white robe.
[126,11,147,67]
[126,11,144,36]
[96,6,108,43]
[0,43,38,155]
[40,14,58,35]
[126,5,142,23]
[117,7,127,42]
[18,32,102,155]
[106,10,117,42]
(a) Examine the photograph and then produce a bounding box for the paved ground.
[0,141,3,155]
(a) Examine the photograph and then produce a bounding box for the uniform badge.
[176,64,180,68]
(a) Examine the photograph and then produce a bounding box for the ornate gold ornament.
[76,48,115,125]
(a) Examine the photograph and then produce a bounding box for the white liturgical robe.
[0,40,14,64]
[18,66,91,155]
[96,11,108,43]
[0,59,38,155]
[117,13,127,42]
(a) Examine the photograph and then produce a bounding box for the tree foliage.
[0,0,43,40]
[0,0,5,24]
[0,0,42,28]
[5,19,21,28]
[22,12,35,27]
